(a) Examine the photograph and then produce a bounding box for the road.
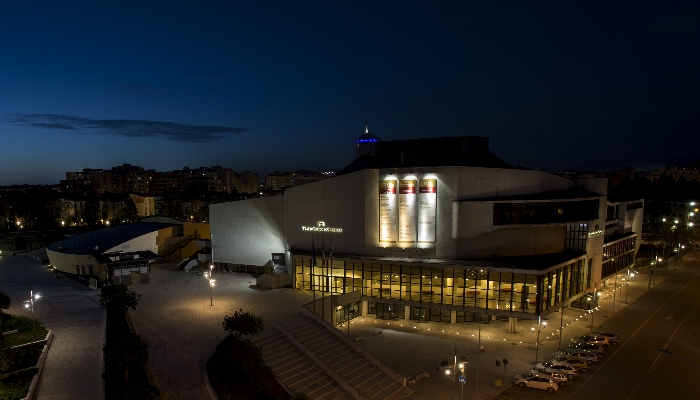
[493,252,700,400]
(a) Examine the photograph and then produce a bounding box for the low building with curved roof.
[47,220,209,283]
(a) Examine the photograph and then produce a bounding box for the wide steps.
[258,315,411,399]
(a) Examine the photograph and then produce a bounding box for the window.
[494,200,599,225]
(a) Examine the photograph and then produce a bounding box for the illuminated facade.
[210,135,644,324]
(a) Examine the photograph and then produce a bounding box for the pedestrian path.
[0,255,105,400]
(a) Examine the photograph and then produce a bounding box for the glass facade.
[601,236,636,278]
[565,224,588,251]
[295,256,589,316]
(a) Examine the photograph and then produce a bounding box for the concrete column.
[451,311,457,324]
[404,306,411,319]
[361,300,368,315]
[508,317,518,333]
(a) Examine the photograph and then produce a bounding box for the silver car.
[593,331,619,345]
[536,370,569,387]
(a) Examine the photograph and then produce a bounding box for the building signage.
[379,180,398,242]
[399,179,417,243]
[417,179,437,243]
[302,221,343,233]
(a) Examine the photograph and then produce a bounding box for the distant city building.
[63,165,246,195]
[237,171,260,194]
[129,194,157,218]
[648,166,700,183]
[264,169,337,190]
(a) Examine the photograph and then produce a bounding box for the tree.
[100,284,140,315]
[103,333,149,383]
[222,309,264,338]
[84,190,101,225]
[162,189,184,219]
[206,334,275,398]
[123,198,139,223]
[0,291,10,349]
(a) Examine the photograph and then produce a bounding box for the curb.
[22,330,53,400]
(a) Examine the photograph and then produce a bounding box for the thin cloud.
[6,114,253,143]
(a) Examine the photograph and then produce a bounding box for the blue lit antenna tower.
[355,122,381,158]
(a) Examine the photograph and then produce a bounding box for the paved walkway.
[0,255,105,400]
[129,265,313,400]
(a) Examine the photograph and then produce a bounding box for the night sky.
[1,1,699,185]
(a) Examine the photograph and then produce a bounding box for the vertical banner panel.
[418,179,437,243]
[379,180,398,242]
[399,179,417,243]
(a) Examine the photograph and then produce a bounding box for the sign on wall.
[379,180,398,242]
[399,179,417,243]
[418,179,437,243]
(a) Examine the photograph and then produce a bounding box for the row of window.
[294,257,589,315]
[493,200,599,226]
[367,302,491,323]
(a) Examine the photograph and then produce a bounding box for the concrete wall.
[46,249,105,280]
[211,166,607,267]
[210,195,286,267]
[285,170,374,256]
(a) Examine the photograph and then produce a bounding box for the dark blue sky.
[1,1,699,185]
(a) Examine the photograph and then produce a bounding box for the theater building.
[210,134,643,326]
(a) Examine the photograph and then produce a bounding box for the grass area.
[0,369,36,400]
[1,316,47,349]
[2,329,48,349]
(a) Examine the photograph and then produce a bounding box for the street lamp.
[23,291,41,340]
[657,349,700,368]
[209,278,215,306]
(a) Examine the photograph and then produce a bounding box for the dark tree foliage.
[100,284,140,315]
[84,190,101,225]
[222,309,264,338]
[0,291,9,311]
[0,291,10,349]
[206,334,277,400]
[103,333,149,383]
[123,197,139,223]
[162,189,184,219]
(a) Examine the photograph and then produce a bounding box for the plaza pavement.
[128,264,314,400]
[0,255,105,400]
[132,259,678,400]
[0,254,682,400]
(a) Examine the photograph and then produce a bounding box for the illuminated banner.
[418,179,437,243]
[399,179,416,243]
[379,180,398,242]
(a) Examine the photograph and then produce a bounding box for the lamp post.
[534,316,547,364]
[209,278,215,306]
[612,272,618,313]
[657,349,700,368]
[23,290,40,340]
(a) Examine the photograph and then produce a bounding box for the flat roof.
[292,250,587,274]
[47,222,174,255]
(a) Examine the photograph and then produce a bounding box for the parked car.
[511,372,536,382]
[554,350,598,365]
[535,362,578,380]
[512,375,558,393]
[553,351,599,364]
[593,331,619,345]
[552,356,589,372]
[567,342,605,357]
[536,370,569,387]
[575,334,610,348]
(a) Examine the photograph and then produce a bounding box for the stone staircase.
[254,331,354,399]
[255,316,412,400]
